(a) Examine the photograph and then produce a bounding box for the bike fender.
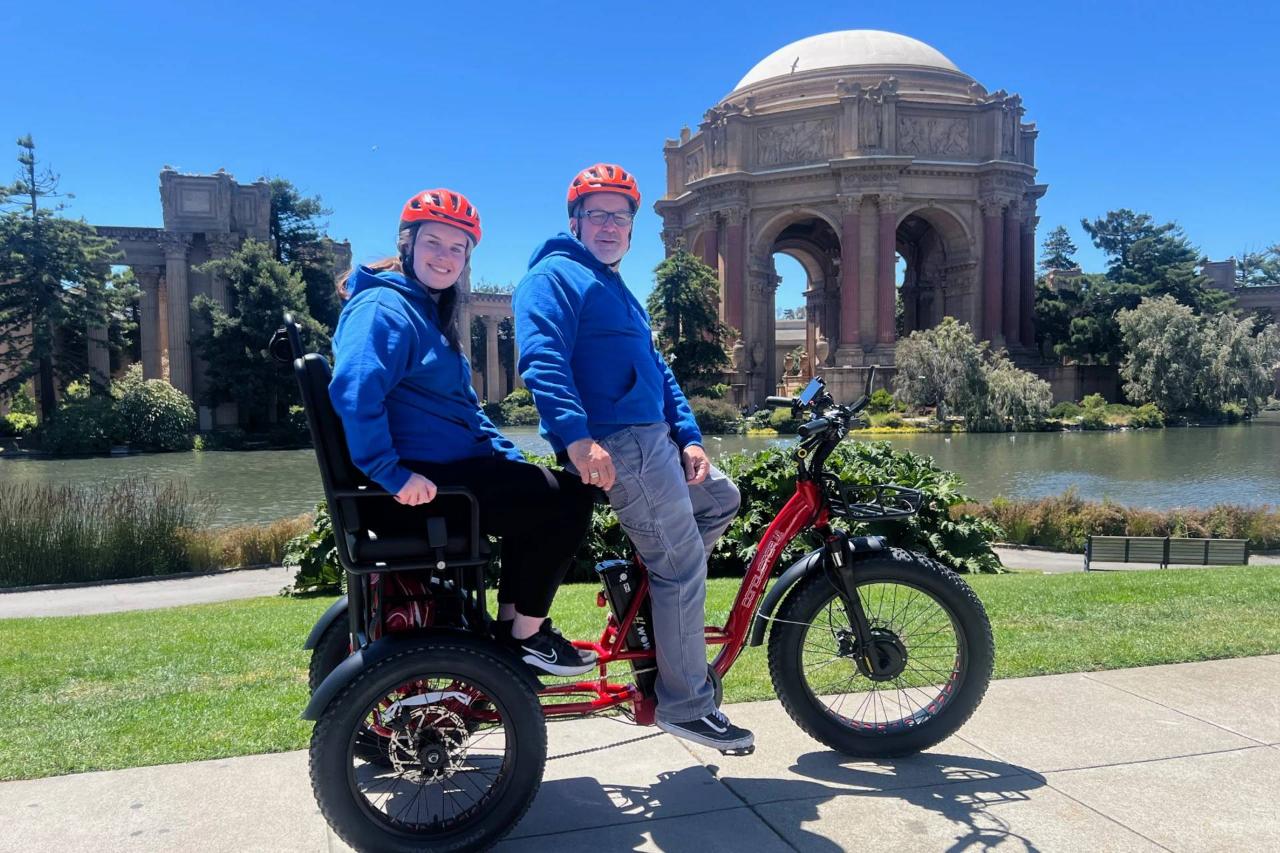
[301,628,543,721]
[302,595,349,650]
[747,536,888,648]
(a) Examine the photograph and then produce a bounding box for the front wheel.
[310,639,547,853]
[767,548,994,757]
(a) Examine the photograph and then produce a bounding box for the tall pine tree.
[646,249,732,394]
[0,136,118,420]
[1038,225,1078,272]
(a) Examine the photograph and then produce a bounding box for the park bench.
[1084,535,1250,571]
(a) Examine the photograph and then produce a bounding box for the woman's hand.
[395,473,438,506]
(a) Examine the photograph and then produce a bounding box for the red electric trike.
[274,316,994,853]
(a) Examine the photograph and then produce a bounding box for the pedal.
[719,745,755,756]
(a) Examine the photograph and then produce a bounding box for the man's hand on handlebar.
[396,473,438,506]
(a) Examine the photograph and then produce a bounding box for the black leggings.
[402,456,596,618]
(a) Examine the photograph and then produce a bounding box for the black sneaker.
[513,619,598,677]
[657,710,754,753]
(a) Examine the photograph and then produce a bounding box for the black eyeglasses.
[578,209,635,227]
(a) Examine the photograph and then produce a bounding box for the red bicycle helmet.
[566,164,641,216]
[400,189,482,245]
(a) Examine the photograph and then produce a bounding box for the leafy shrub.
[482,401,503,425]
[283,501,342,594]
[700,383,730,401]
[1129,403,1165,429]
[1104,403,1134,417]
[111,365,196,451]
[1050,401,1082,420]
[1079,408,1109,430]
[867,388,903,414]
[498,388,539,426]
[6,386,36,415]
[1221,402,1247,423]
[0,412,36,437]
[688,396,741,434]
[768,406,802,434]
[716,442,1004,574]
[869,412,906,428]
[1081,393,1107,411]
[197,427,248,451]
[35,394,119,454]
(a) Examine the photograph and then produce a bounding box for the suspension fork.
[823,529,892,679]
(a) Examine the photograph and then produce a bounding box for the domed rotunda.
[655,30,1046,405]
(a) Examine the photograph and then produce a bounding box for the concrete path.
[0,565,294,619]
[2,656,1277,852]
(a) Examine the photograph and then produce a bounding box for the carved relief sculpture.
[755,119,835,167]
[898,116,970,156]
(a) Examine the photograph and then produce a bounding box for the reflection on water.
[3,415,1277,526]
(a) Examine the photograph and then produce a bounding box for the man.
[513,164,752,751]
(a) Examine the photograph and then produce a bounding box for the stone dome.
[733,30,965,91]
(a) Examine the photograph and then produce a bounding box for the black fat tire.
[308,614,351,693]
[767,548,994,758]
[310,640,547,853]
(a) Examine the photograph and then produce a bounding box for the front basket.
[827,482,924,520]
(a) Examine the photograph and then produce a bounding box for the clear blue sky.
[4,1,1277,310]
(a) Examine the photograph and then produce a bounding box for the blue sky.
[3,1,1277,310]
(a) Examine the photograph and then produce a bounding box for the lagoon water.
[4,415,1278,526]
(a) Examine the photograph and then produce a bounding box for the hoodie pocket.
[609,364,662,423]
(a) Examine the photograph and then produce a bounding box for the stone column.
[1021,213,1037,349]
[484,315,500,402]
[86,265,111,390]
[876,194,899,345]
[980,200,1005,345]
[1003,201,1022,347]
[837,196,861,355]
[722,208,746,333]
[161,233,193,397]
[206,234,238,309]
[859,196,878,346]
[136,266,164,379]
[700,218,719,275]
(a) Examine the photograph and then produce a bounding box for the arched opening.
[758,214,840,397]
[895,207,972,337]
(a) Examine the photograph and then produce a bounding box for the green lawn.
[3,564,1278,781]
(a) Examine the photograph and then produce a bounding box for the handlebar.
[765,396,795,409]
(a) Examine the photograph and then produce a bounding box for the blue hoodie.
[513,233,701,455]
[329,266,522,494]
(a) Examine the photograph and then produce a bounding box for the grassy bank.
[3,565,1279,781]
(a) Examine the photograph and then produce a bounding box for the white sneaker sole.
[521,654,597,677]
[656,719,754,751]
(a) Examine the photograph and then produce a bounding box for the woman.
[329,188,597,676]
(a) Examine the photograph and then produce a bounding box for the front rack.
[825,481,924,520]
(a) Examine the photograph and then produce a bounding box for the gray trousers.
[592,423,741,722]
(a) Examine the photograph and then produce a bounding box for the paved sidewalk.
[0,565,294,619]
[2,656,1277,852]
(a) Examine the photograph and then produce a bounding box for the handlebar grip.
[765,396,795,409]
[797,417,830,438]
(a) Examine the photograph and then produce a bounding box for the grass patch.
[3,565,1279,780]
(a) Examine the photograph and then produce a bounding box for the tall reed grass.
[0,479,213,588]
[963,488,1280,552]
[0,481,310,589]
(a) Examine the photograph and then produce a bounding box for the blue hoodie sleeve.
[328,295,416,494]
[652,347,703,449]
[513,272,592,448]
[461,354,525,463]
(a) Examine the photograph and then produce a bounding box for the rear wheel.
[310,640,546,852]
[767,548,994,757]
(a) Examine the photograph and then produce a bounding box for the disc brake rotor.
[382,706,469,783]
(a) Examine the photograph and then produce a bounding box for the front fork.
[824,530,895,681]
